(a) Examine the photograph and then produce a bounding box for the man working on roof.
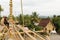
[1,16,9,29]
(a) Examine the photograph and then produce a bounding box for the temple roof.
[39,18,50,27]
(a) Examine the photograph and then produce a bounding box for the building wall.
[45,21,55,33]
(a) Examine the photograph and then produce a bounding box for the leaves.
[0,5,3,21]
[52,15,60,32]
[0,5,3,12]
[17,12,42,31]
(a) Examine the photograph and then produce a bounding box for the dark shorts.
[4,23,9,29]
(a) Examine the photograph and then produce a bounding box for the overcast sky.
[0,0,60,16]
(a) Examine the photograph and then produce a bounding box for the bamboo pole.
[30,31,45,40]
[17,25,37,40]
[13,25,24,40]
[21,0,24,27]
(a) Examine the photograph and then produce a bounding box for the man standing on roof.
[1,16,9,29]
[4,16,9,29]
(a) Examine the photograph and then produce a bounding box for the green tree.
[0,5,3,17]
[17,12,42,31]
[52,15,60,33]
[24,14,31,25]
[28,12,41,31]
[0,5,3,21]
[31,12,40,23]
[18,14,23,25]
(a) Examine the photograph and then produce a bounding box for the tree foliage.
[0,5,3,15]
[0,5,3,21]
[52,15,60,33]
[17,12,42,31]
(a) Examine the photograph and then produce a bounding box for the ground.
[50,34,60,40]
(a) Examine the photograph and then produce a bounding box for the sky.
[0,0,60,17]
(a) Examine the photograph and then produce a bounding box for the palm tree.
[31,12,40,23]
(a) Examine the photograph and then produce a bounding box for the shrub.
[35,26,43,31]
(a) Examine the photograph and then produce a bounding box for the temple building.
[39,18,56,33]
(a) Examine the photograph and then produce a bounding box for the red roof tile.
[39,19,50,27]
